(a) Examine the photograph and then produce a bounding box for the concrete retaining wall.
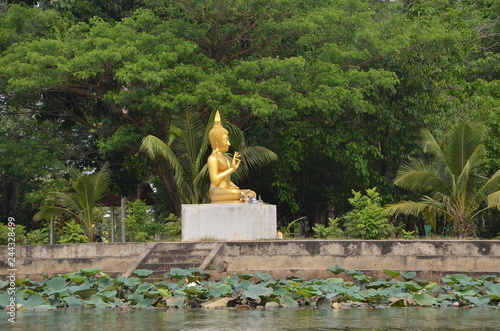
[212,240,500,281]
[1,240,499,282]
[2,243,154,280]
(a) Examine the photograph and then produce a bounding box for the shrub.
[312,218,344,239]
[343,187,393,239]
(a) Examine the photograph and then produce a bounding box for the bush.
[58,220,89,243]
[343,187,393,239]
[312,218,344,239]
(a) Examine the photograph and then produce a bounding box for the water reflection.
[4,308,500,330]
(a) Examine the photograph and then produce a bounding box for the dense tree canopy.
[0,0,498,238]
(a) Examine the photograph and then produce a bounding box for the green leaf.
[62,272,86,283]
[0,293,11,308]
[157,288,172,298]
[24,295,49,309]
[487,283,500,300]
[327,266,345,275]
[400,272,417,281]
[164,296,186,308]
[123,277,141,288]
[464,295,490,307]
[403,281,422,292]
[316,297,332,309]
[413,292,438,306]
[208,283,232,297]
[45,277,68,294]
[243,284,273,300]
[80,268,101,277]
[133,269,154,278]
[63,296,83,307]
[295,288,313,298]
[134,284,152,294]
[279,295,299,308]
[255,272,272,282]
[167,268,192,278]
[383,269,401,278]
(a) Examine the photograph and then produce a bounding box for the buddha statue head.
[209,111,230,152]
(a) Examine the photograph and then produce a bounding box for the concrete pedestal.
[182,204,277,241]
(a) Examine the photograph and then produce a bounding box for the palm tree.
[140,109,277,210]
[33,164,110,242]
[385,123,500,237]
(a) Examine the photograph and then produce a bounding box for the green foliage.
[33,165,110,242]
[58,220,89,243]
[343,188,393,239]
[312,218,344,239]
[386,123,500,238]
[1,1,499,233]
[125,199,153,242]
[1,266,498,310]
[163,213,181,241]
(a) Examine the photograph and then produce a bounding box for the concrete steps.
[134,242,220,281]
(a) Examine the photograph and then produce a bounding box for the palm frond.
[445,123,485,177]
[74,164,110,207]
[487,190,500,210]
[140,134,186,190]
[33,206,78,221]
[232,146,278,182]
[385,200,436,217]
[421,129,445,160]
[394,159,451,195]
[472,170,500,204]
[50,192,80,211]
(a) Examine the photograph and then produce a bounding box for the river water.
[3,307,500,330]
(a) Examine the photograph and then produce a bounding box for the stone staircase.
[129,242,221,281]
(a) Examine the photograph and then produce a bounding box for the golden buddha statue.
[207,111,256,203]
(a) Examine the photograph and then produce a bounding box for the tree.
[385,123,500,238]
[33,164,110,242]
[140,109,277,209]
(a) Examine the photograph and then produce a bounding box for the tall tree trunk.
[155,165,182,217]
[121,196,127,242]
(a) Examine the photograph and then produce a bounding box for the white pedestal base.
[182,204,277,241]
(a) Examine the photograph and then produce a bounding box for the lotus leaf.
[63,296,84,307]
[453,288,478,298]
[464,295,490,307]
[487,283,500,300]
[24,295,50,309]
[400,272,417,281]
[80,268,101,276]
[134,284,152,294]
[133,269,154,278]
[383,270,400,279]
[0,280,10,290]
[157,288,172,297]
[279,295,299,308]
[167,268,192,278]
[327,266,345,275]
[243,284,273,300]
[123,277,141,288]
[316,297,332,309]
[164,296,186,308]
[45,277,68,295]
[272,286,290,296]
[0,293,11,308]
[233,280,253,292]
[255,272,272,281]
[403,281,422,291]
[413,292,438,306]
[208,283,232,297]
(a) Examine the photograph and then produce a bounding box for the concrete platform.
[181,203,277,241]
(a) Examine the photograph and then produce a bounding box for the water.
[3,308,500,330]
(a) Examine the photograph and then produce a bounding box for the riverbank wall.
[2,240,498,282]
